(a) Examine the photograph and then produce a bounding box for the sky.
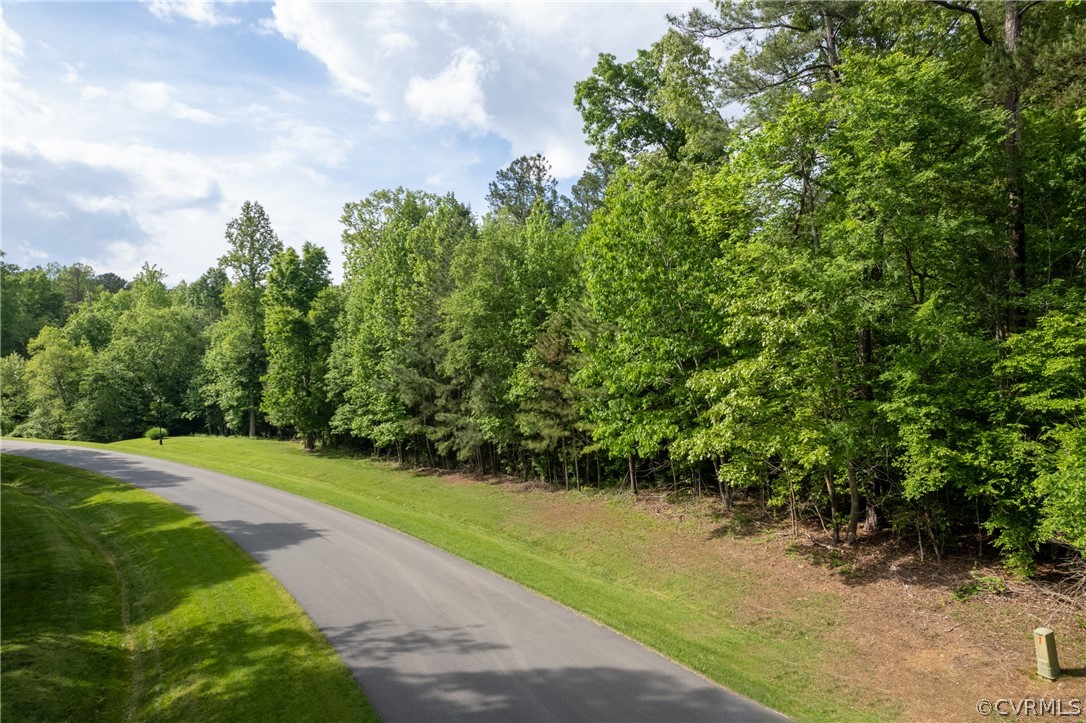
[2,1,701,284]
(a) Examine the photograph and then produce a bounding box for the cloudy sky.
[2,1,698,284]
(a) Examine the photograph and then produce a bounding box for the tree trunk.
[712,457,731,508]
[788,474,798,537]
[573,440,581,490]
[821,11,841,83]
[925,513,942,562]
[1003,0,1026,335]
[846,461,860,544]
[248,406,257,438]
[864,502,880,533]
[628,453,638,496]
[561,438,569,490]
[824,469,840,545]
[304,433,315,452]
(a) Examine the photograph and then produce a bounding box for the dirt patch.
[646,499,1086,721]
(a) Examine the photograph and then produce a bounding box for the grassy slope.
[0,454,377,723]
[80,435,900,722]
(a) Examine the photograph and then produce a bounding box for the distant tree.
[21,326,92,439]
[442,202,580,471]
[93,272,128,294]
[0,262,66,356]
[55,263,95,304]
[0,353,29,435]
[486,154,559,222]
[62,288,130,352]
[510,313,583,486]
[0,260,22,355]
[563,152,617,231]
[130,263,170,308]
[204,285,267,436]
[185,266,229,321]
[330,189,473,463]
[577,160,722,495]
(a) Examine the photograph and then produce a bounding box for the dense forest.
[2,1,1083,574]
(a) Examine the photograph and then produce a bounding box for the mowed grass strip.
[91,436,900,722]
[0,454,377,723]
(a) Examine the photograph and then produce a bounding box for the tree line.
[3,1,1083,573]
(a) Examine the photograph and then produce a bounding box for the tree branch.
[1017,1,1043,19]
[927,0,993,46]
[668,12,814,40]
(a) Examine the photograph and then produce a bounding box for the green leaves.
[331,189,473,455]
[1001,295,1086,555]
[203,202,285,436]
[220,201,283,288]
[262,244,336,449]
[578,160,720,467]
[575,30,728,165]
[441,203,580,457]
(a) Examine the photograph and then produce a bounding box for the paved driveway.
[2,441,785,722]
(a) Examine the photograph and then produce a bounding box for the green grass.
[40,434,899,722]
[0,454,377,723]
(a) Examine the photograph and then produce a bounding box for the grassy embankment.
[0,454,377,722]
[79,435,900,722]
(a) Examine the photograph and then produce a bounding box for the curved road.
[2,441,784,722]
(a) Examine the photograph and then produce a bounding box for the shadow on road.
[2,444,189,489]
[326,619,510,663]
[324,619,785,722]
[212,518,326,561]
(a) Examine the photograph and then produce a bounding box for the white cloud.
[82,240,144,282]
[1,11,24,60]
[82,85,108,101]
[144,1,238,27]
[11,241,50,262]
[70,192,128,215]
[127,80,222,124]
[1,12,54,128]
[270,3,374,97]
[15,136,221,211]
[265,119,353,169]
[266,2,692,178]
[378,32,416,56]
[405,47,489,132]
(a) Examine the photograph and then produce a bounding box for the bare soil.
[637,493,1086,722]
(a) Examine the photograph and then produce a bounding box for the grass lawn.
[0,454,377,723]
[75,435,900,722]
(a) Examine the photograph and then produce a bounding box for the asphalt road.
[2,441,785,722]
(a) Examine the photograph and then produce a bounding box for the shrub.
[145,426,168,441]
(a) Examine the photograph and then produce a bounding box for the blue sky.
[2,1,697,284]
